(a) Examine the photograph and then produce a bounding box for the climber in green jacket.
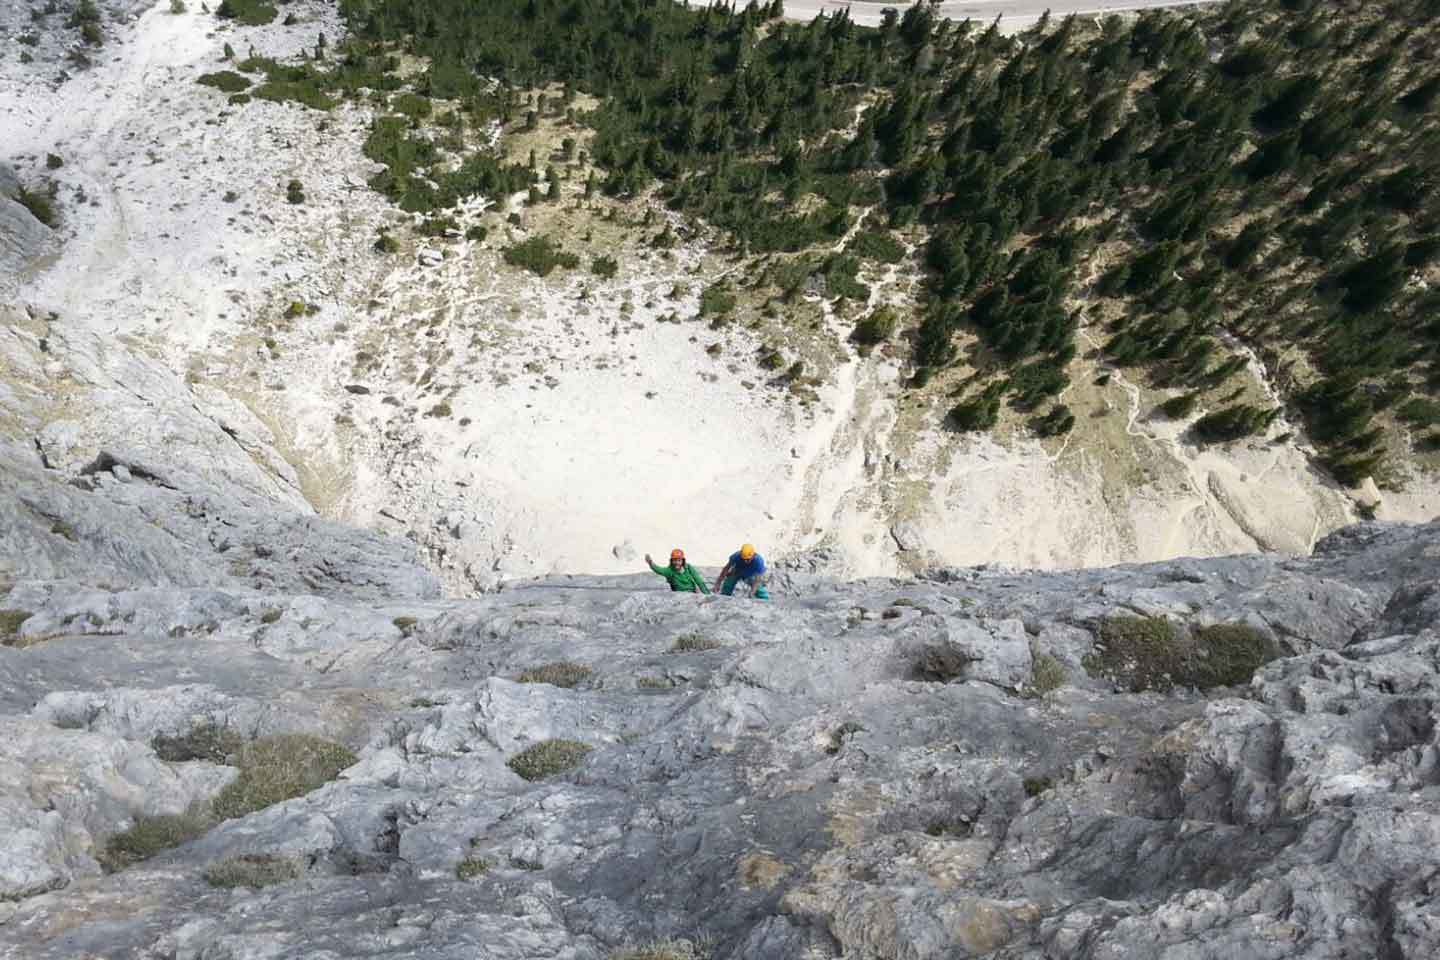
[646,548,711,594]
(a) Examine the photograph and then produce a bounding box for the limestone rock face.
[2,422,1439,957]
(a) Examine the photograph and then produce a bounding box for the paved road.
[780,0,1217,32]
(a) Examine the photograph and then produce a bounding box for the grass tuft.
[506,739,591,782]
[671,632,722,653]
[1029,654,1066,696]
[211,735,356,820]
[516,661,593,688]
[455,856,491,880]
[98,811,210,872]
[1084,616,1277,691]
[203,854,300,888]
[0,609,34,643]
[611,940,713,960]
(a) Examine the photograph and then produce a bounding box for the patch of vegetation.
[211,735,357,821]
[591,255,619,279]
[203,854,300,889]
[455,855,491,880]
[516,661,593,688]
[698,281,737,317]
[671,632,722,652]
[197,71,251,94]
[98,811,210,872]
[502,236,580,276]
[847,229,907,264]
[947,384,1004,433]
[1188,623,1277,688]
[851,306,898,348]
[1029,654,1066,696]
[0,609,34,642]
[16,185,57,228]
[45,153,63,169]
[1160,393,1200,420]
[392,615,418,634]
[425,401,452,418]
[1023,776,1054,798]
[286,180,305,205]
[216,0,276,26]
[1192,404,1280,443]
[1031,404,1076,437]
[506,739,592,782]
[391,92,432,120]
[611,941,712,960]
[152,722,247,764]
[1084,615,1182,692]
[1085,616,1277,691]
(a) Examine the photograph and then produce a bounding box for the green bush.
[198,71,252,93]
[1188,623,1276,688]
[1023,776,1054,797]
[1192,404,1278,443]
[99,812,210,872]
[391,92,432,120]
[286,180,305,205]
[1029,654,1066,695]
[846,229,907,263]
[851,306,898,347]
[16,185,56,228]
[516,661,593,688]
[152,723,247,764]
[948,392,1001,433]
[1085,615,1182,692]
[502,236,580,276]
[591,255,619,279]
[1160,393,1199,419]
[1397,396,1440,427]
[611,942,711,960]
[506,739,592,781]
[698,282,737,317]
[216,0,276,26]
[1031,404,1075,437]
[211,735,356,820]
[1086,616,1276,691]
[203,854,300,889]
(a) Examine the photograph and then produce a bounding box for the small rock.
[111,464,132,483]
[891,521,925,553]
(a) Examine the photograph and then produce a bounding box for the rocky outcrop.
[1,409,1437,957]
[0,163,50,288]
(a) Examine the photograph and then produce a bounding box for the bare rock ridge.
[2,416,1438,958]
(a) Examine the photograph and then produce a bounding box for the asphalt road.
[779,0,1217,31]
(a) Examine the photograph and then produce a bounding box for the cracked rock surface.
[2,428,1438,957]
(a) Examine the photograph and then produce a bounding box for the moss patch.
[506,738,592,782]
[98,812,210,872]
[1188,623,1277,688]
[203,854,300,889]
[516,661,593,688]
[211,735,357,820]
[611,941,712,960]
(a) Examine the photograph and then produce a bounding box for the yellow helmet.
[739,543,756,561]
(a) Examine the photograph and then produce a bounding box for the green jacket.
[648,559,711,594]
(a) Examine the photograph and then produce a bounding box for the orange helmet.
[739,543,756,561]
[669,548,685,562]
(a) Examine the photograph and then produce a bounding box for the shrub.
[169,0,187,13]
[591,255,619,279]
[506,739,592,781]
[948,392,1001,433]
[1192,404,1278,443]
[1029,654,1066,695]
[1160,393,1199,419]
[846,229,907,263]
[671,632,722,652]
[211,735,356,820]
[699,282,737,317]
[1188,623,1276,688]
[455,856,490,880]
[1031,404,1075,437]
[391,92,432,120]
[16,185,57,227]
[1397,396,1440,427]
[516,661,593,688]
[203,854,299,888]
[99,812,210,872]
[152,722,247,764]
[45,153,63,169]
[1085,615,1181,692]
[425,401,452,418]
[198,71,251,93]
[0,609,34,642]
[216,0,277,26]
[374,230,400,253]
[502,236,579,276]
[851,306,898,347]
[286,180,305,205]
[80,20,104,44]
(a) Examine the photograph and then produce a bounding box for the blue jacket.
[727,551,766,579]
